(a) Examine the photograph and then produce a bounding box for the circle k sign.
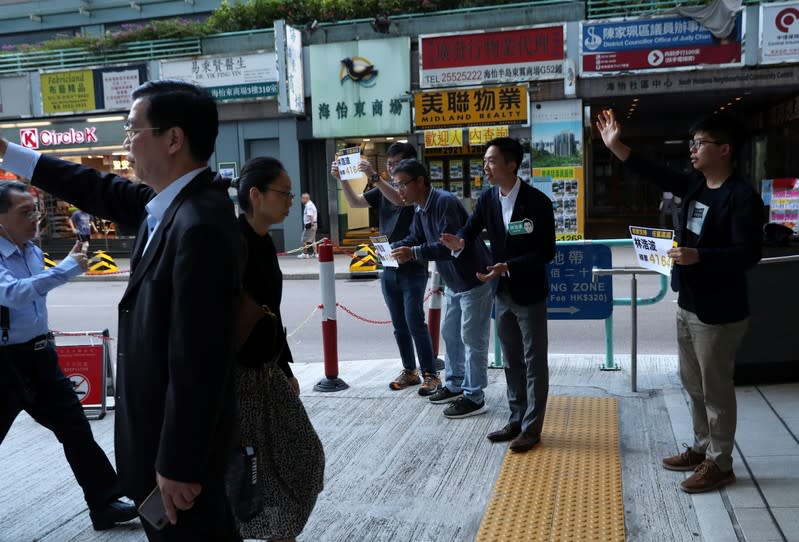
[19,127,98,149]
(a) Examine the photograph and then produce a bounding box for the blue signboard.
[547,244,612,320]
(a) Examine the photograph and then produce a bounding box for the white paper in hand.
[336,147,362,181]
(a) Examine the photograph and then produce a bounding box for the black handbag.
[226,445,261,522]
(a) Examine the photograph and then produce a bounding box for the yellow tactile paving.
[476,396,625,542]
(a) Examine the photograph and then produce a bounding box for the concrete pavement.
[11,244,796,541]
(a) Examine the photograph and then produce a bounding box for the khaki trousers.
[676,308,748,471]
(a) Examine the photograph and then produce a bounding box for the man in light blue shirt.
[0,180,138,530]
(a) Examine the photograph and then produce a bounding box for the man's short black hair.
[485,137,524,174]
[132,80,218,162]
[0,181,30,213]
[392,159,430,187]
[237,157,287,215]
[689,113,747,162]
[386,142,417,160]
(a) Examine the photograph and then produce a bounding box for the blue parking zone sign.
[547,245,612,319]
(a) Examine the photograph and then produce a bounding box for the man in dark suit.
[441,137,555,452]
[0,80,241,540]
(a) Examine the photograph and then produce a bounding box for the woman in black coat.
[236,157,297,392]
[233,157,323,542]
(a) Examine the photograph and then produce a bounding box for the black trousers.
[0,341,121,511]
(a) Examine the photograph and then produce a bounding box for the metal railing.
[586,0,761,19]
[593,252,799,392]
[0,37,201,75]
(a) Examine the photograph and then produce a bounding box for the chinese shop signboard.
[40,65,147,114]
[309,37,411,137]
[419,25,565,89]
[760,2,799,64]
[581,13,743,76]
[413,85,528,130]
[160,53,278,101]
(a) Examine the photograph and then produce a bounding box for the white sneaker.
[297,253,307,259]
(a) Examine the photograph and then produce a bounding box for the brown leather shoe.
[487,424,521,443]
[389,369,421,390]
[509,431,541,453]
[662,444,706,471]
[680,460,735,493]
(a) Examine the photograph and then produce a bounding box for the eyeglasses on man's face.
[395,178,417,190]
[14,208,40,221]
[688,139,722,151]
[123,125,161,140]
[263,187,295,200]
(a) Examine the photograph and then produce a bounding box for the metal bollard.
[427,263,445,371]
[313,238,349,392]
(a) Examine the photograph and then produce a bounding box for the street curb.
[69,271,370,282]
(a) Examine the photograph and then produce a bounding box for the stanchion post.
[314,238,349,392]
[426,263,445,371]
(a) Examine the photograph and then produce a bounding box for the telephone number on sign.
[439,70,484,82]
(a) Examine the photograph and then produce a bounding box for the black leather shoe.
[487,424,521,442]
[509,432,541,453]
[90,499,138,531]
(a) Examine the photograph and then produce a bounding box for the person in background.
[0,181,137,531]
[299,193,317,258]
[69,208,98,254]
[597,110,763,493]
[331,142,440,396]
[659,191,681,232]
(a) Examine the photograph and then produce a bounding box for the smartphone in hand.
[138,486,169,530]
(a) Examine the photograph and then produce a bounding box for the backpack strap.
[1,305,9,344]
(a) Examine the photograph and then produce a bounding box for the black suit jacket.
[32,156,240,501]
[459,180,556,305]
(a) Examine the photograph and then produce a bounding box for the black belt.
[7,333,53,351]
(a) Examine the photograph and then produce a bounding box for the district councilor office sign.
[547,244,612,320]
[581,13,743,76]
[310,37,411,138]
[419,25,565,89]
[160,53,277,101]
[414,85,528,130]
[760,2,799,64]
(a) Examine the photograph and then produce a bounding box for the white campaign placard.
[629,226,675,277]
[370,235,398,268]
[336,147,362,181]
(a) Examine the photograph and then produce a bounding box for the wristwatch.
[369,173,380,183]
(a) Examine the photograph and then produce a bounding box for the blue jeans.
[441,282,493,403]
[381,264,435,374]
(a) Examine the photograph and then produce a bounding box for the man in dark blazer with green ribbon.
[441,137,555,453]
[0,80,241,541]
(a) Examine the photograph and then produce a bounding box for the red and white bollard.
[313,238,349,392]
[427,263,445,371]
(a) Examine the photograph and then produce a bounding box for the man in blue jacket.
[441,137,555,452]
[597,110,764,493]
[391,159,493,418]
